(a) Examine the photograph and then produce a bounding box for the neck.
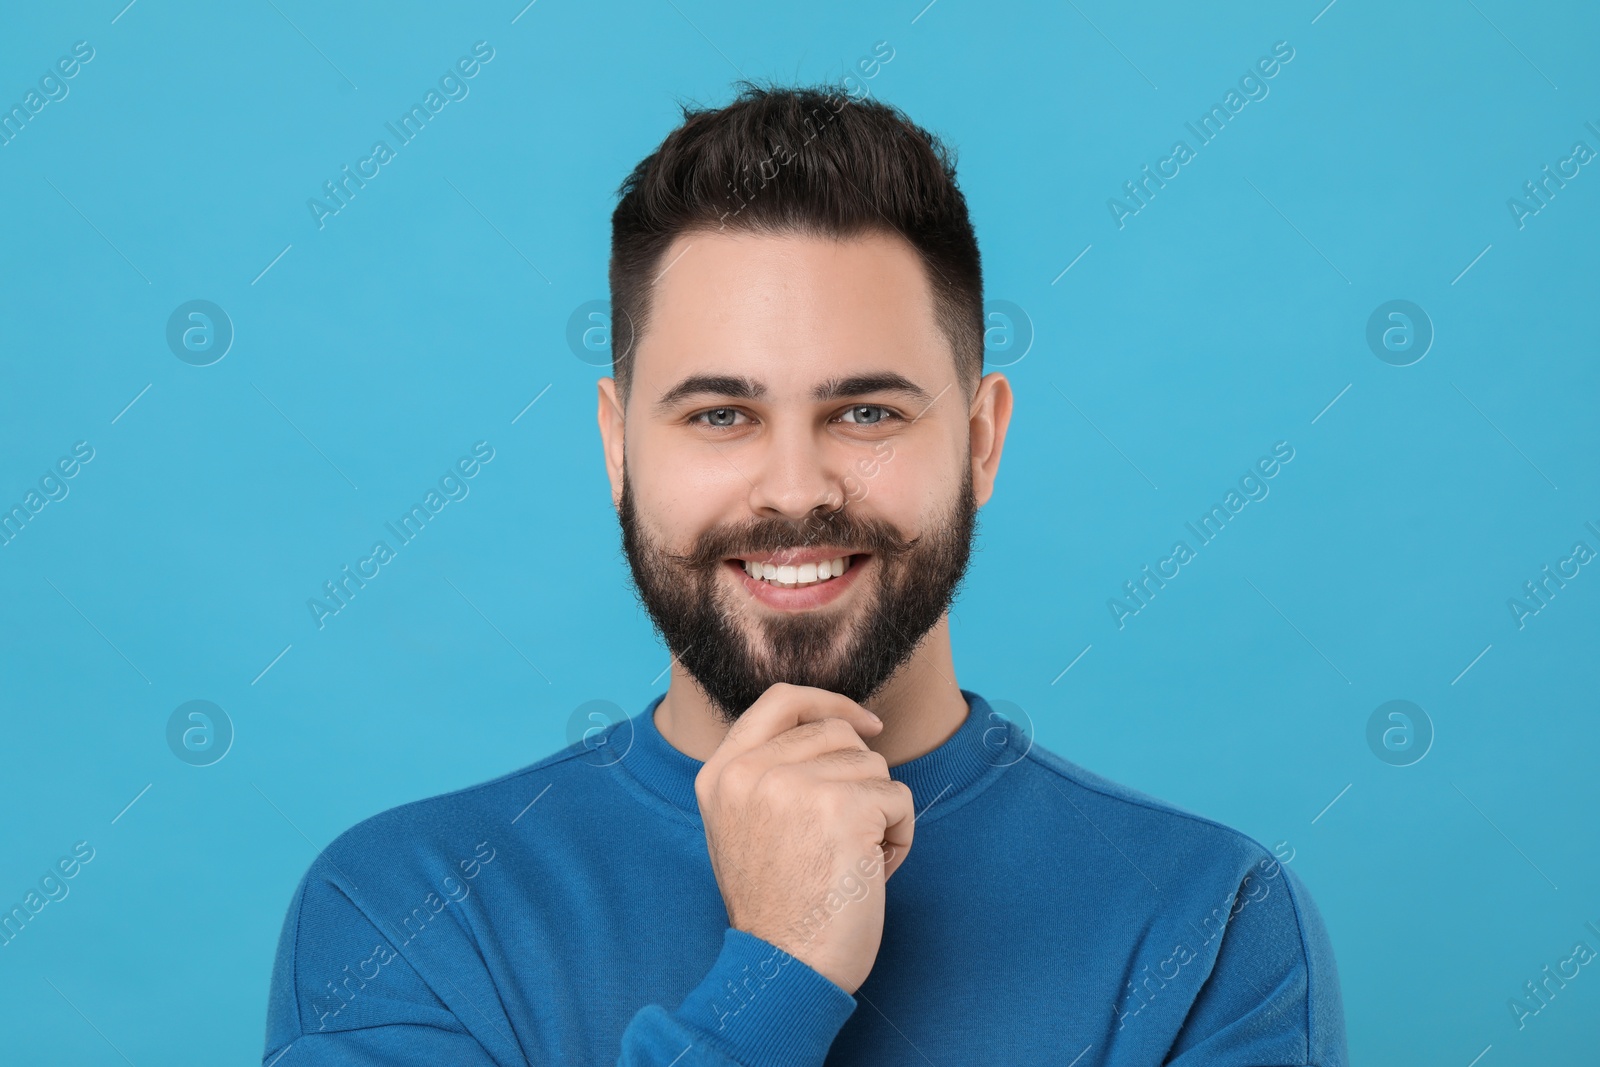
[653,615,968,766]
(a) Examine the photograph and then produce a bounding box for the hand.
[693,683,915,995]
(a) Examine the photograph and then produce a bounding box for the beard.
[617,458,979,724]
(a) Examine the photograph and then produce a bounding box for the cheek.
[893,423,969,503]
[885,455,954,524]
[632,439,741,521]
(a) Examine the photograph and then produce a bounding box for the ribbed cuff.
[674,927,857,1067]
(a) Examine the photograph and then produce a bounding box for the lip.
[725,553,870,612]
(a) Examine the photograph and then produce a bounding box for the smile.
[738,554,855,588]
[722,551,871,611]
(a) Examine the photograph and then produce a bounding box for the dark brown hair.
[607,80,984,409]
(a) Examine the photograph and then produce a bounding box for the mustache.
[665,509,918,570]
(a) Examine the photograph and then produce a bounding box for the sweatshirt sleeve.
[617,927,858,1067]
[1162,862,1348,1067]
[263,865,515,1066]
[267,856,856,1067]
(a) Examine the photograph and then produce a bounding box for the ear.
[968,372,1013,508]
[597,377,626,509]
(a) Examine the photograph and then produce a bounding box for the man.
[265,83,1347,1066]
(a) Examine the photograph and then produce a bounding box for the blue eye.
[689,407,747,428]
[840,405,900,425]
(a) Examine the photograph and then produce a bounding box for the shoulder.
[1019,739,1289,883]
[265,739,599,1044]
[273,736,608,972]
[1019,741,1345,1061]
[314,739,594,878]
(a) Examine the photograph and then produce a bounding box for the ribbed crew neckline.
[609,688,1017,823]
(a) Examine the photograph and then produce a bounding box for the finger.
[711,683,881,766]
[852,779,915,881]
[876,780,915,883]
[771,745,889,781]
[758,717,874,766]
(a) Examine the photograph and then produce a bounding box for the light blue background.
[2,1,1596,1063]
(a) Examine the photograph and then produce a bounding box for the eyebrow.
[652,372,935,417]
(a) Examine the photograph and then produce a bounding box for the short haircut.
[607,80,984,410]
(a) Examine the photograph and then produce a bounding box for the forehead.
[630,228,952,400]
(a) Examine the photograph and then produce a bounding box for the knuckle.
[752,762,795,799]
[770,723,816,755]
[721,759,759,797]
[821,718,860,748]
[813,784,849,819]
[795,720,830,744]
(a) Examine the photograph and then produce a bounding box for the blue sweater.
[264,689,1347,1065]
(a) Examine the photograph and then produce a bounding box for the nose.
[743,420,850,529]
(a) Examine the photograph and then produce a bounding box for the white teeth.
[742,555,851,589]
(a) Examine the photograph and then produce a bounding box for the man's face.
[602,229,987,724]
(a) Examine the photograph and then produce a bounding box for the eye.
[838,404,902,426]
[687,407,750,429]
